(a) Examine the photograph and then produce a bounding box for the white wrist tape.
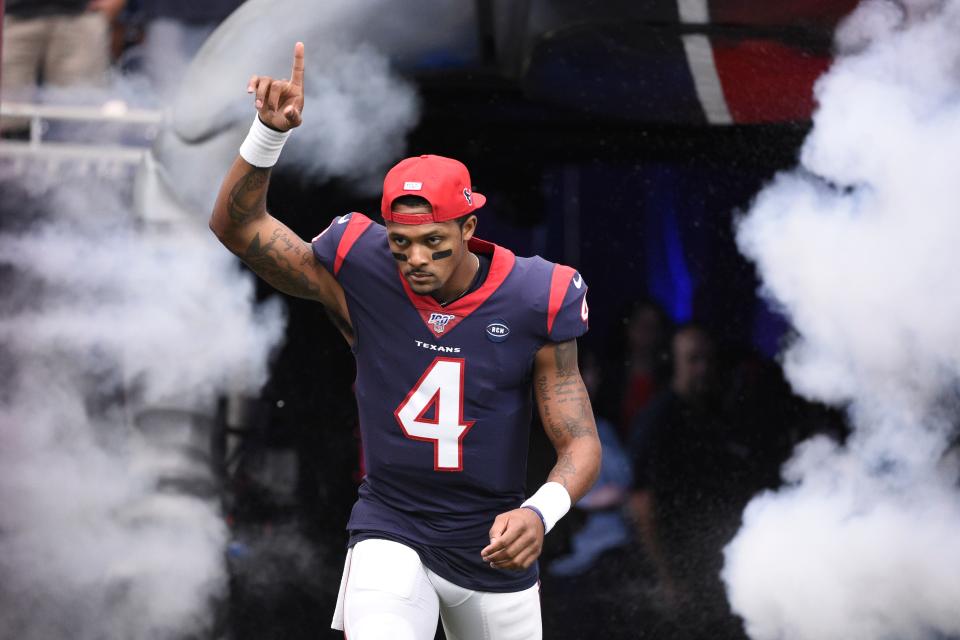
[239,114,291,168]
[521,482,571,534]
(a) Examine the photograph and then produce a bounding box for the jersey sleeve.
[310,212,372,278]
[546,264,589,342]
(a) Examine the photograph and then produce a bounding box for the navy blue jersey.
[312,212,588,592]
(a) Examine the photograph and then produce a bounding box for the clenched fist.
[481,507,545,571]
[247,42,305,132]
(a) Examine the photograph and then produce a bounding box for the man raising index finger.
[209,43,601,640]
[245,42,305,133]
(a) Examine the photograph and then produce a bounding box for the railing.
[0,101,164,166]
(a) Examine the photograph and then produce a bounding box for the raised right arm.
[208,42,352,340]
[209,157,340,306]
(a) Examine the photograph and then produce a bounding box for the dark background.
[227,37,837,640]
[0,1,860,637]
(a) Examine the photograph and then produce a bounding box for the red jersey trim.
[397,237,516,339]
[334,213,373,276]
[546,264,576,336]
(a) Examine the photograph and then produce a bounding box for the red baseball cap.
[381,154,487,224]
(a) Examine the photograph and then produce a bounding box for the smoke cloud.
[724,2,960,639]
[0,169,285,638]
[0,1,479,636]
[158,0,476,215]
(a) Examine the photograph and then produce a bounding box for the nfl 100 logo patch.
[428,312,456,334]
[485,319,510,343]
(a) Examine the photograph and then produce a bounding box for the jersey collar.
[397,237,515,339]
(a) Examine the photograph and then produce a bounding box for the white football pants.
[331,538,542,640]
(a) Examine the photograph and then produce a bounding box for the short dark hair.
[453,214,475,229]
[391,195,432,211]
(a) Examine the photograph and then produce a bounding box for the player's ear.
[460,215,477,242]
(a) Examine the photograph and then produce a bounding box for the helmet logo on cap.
[463,188,473,206]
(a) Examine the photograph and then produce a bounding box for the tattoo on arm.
[228,167,270,225]
[536,376,550,408]
[539,341,596,440]
[222,166,353,335]
[547,452,577,490]
[242,227,324,300]
[553,341,582,401]
[558,409,594,438]
[536,375,561,439]
[554,340,577,375]
[537,340,602,499]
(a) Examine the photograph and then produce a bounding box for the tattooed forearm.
[547,452,577,490]
[242,227,323,299]
[535,339,602,502]
[228,167,270,225]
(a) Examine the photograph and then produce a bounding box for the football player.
[209,42,601,640]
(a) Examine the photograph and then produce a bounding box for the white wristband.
[239,114,291,168]
[521,482,571,534]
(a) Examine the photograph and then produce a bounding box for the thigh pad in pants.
[333,539,439,640]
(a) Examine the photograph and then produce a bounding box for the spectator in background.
[2,0,125,103]
[627,324,748,639]
[597,299,672,440]
[134,0,245,97]
[548,350,633,577]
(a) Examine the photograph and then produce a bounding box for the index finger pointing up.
[291,41,305,87]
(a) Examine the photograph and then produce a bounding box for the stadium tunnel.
[0,1,860,639]
[248,3,857,638]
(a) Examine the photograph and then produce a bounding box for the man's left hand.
[481,508,544,571]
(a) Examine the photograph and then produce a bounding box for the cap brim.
[471,192,487,211]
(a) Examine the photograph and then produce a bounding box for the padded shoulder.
[512,256,589,342]
[311,212,375,277]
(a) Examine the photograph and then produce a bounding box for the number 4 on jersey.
[394,357,475,471]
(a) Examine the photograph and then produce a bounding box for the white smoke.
[157,0,476,215]
[724,2,960,639]
[0,1,480,635]
[0,171,286,639]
